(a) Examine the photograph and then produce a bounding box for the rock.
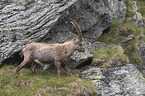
[0,0,127,67]
[79,64,145,95]
[92,41,108,48]
[130,1,144,26]
[65,0,113,43]
[0,0,112,66]
[139,42,145,75]
[0,0,76,64]
[121,34,134,43]
[104,0,127,23]
[80,66,105,80]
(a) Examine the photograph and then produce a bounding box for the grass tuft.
[93,46,129,68]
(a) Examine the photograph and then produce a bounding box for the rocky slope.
[80,64,145,95]
[0,0,126,66]
[0,0,145,95]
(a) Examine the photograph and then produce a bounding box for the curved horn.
[69,18,82,42]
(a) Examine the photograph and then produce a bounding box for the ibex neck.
[63,41,77,58]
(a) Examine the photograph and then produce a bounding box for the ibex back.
[15,18,85,78]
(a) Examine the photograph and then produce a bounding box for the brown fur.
[15,19,85,78]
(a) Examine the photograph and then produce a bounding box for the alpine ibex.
[14,18,85,78]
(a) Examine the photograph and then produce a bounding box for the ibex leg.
[14,59,30,77]
[15,51,32,77]
[62,64,72,76]
[31,63,36,75]
[55,61,61,78]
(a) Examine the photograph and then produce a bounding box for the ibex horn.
[69,18,82,42]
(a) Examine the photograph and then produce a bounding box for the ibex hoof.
[14,74,18,78]
[58,75,61,78]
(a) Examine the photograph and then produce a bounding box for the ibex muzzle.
[15,18,85,78]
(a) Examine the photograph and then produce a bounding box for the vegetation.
[97,19,144,66]
[126,0,145,21]
[0,65,97,96]
[97,0,145,66]
[93,46,129,68]
[134,0,145,19]
[0,0,145,95]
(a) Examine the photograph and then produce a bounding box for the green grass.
[92,0,145,67]
[97,19,144,66]
[0,65,97,96]
[93,46,129,68]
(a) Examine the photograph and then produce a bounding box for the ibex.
[14,18,85,78]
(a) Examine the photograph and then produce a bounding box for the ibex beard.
[14,18,85,78]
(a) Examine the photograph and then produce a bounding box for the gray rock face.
[0,0,76,64]
[103,0,127,23]
[0,0,127,67]
[0,0,111,65]
[121,34,134,43]
[80,64,145,95]
[139,42,145,75]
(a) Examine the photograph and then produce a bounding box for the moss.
[0,65,98,96]
[93,46,129,68]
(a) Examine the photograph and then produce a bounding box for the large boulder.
[0,0,127,67]
[103,0,127,23]
[1,0,76,64]
[80,64,145,95]
[0,0,111,66]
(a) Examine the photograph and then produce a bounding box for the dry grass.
[0,65,98,96]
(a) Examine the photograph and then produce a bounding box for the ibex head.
[69,18,85,52]
[77,42,85,52]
